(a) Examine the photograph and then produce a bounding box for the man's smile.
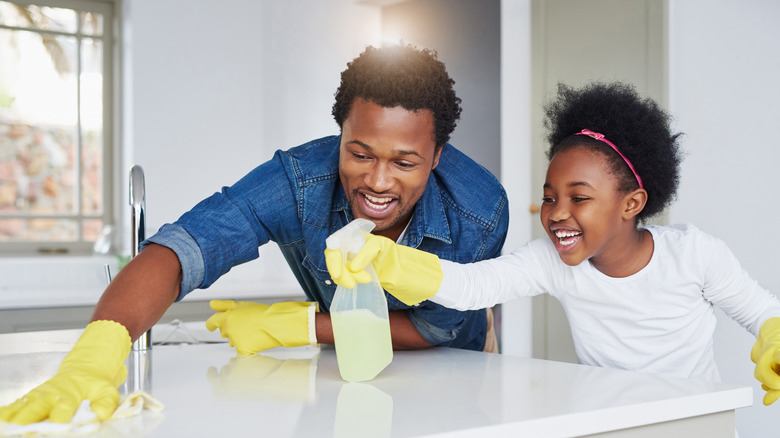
[360,192,398,216]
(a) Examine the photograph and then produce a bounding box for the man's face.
[339,98,440,241]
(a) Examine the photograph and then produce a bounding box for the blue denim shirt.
[144,135,508,351]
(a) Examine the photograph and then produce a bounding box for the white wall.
[381,0,502,178]
[500,0,533,357]
[121,0,382,298]
[667,1,780,436]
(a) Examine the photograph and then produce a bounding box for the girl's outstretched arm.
[326,234,554,311]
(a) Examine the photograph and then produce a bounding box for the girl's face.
[541,146,638,269]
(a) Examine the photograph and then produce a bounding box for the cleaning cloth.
[0,391,163,437]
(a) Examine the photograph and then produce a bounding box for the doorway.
[530,0,668,362]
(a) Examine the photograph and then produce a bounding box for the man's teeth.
[364,194,393,208]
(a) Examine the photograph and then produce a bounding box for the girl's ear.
[622,189,648,220]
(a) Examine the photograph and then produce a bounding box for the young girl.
[325,81,780,406]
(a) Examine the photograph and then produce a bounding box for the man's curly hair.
[544,82,684,222]
[332,44,462,150]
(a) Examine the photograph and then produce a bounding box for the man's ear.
[431,145,442,170]
[622,189,648,220]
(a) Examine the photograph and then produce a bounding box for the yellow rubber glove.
[205,300,318,355]
[751,317,780,405]
[324,248,371,289]
[325,234,443,306]
[0,320,131,424]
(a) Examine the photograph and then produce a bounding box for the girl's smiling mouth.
[552,229,582,250]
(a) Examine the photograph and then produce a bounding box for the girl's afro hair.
[544,82,683,222]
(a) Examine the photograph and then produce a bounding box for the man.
[0,44,508,425]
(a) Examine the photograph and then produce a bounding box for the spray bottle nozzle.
[325,218,376,261]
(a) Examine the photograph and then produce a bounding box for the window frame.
[0,0,118,255]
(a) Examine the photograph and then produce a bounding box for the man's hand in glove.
[206,300,317,355]
[0,320,131,424]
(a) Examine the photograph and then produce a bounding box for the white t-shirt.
[437,224,780,381]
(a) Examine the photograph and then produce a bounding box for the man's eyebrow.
[397,149,423,158]
[348,140,373,151]
[347,140,423,158]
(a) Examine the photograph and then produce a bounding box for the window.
[0,0,115,254]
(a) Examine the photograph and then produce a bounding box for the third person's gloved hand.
[324,234,443,306]
[205,300,318,355]
[0,320,131,425]
[751,316,780,405]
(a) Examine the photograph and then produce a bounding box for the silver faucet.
[130,165,152,351]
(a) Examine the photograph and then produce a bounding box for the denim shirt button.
[325,280,332,285]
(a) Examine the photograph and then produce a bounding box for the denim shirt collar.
[331,162,453,249]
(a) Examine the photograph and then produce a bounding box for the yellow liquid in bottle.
[331,308,393,382]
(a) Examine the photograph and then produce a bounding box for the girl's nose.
[548,202,570,222]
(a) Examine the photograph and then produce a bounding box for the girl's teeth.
[554,230,581,246]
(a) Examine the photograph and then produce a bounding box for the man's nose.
[365,163,393,192]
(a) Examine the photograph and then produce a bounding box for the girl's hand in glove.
[325,234,443,306]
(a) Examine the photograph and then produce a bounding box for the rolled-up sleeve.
[141,224,205,301]
[406,301,470,345]
[139,151,297,301]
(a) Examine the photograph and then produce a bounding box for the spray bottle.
[326,218,393,382]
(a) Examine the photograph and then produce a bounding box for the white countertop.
[0,324,753,437]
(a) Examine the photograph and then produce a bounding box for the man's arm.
[315,310,433,350]
[0,243,181,425]
[91,243,182,341]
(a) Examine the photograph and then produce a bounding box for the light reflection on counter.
[207,353,319,403]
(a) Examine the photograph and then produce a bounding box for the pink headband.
[575,129,644,189]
